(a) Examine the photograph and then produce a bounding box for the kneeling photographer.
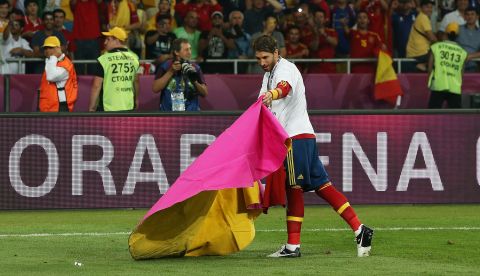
[153,38,208,111]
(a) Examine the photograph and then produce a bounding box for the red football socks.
[315,183,361,231]
[286,187,304,245]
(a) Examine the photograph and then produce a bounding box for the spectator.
[456,7,480,71]
[9,9,25,22]
[391,0,417,58]
[145,14,176,64]
[251,15,286,57]
[1,19,34,74]
[152,38,208,111]
[346,10,385,73]
[406,0,437,72]
[427,22,468,108]
[30,11,67,73]
[310,0,330,25]
[331,0,356,58]
[309,8,338,73]
[244,0,282,35]
[39,36,78,112]
[285,25,309,59]
[175,0,222,32]
[31,12,67,56]
[107,0,146,58]
[199,11,235,73]
[292,4,315,52]
[357,0,389,50]
[53,8,76,58]
[59,0,74,31]
[227,10,251,59]
[173,10,202,60]
[22,0,42,42]
[440,0,456,18]
[218,0,246,19]
[145,0,177,31]
[44,0,61,12]
[226,10,251,73]
[250,15,286,73]
[0,0,9,35]
[71,0,101,75]
[438,0,475,40]
[285,25,309,72]
[17,0,46,16]
[384,0,395,52]
[89,27,140,111]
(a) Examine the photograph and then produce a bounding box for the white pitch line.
[0,232,131,238]
[257,227,480,232]
[1,227,480,238]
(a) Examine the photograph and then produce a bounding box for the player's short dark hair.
[170,38,189,54]
[253,35,277,53]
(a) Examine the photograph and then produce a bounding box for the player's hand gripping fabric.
[261,91,273,107]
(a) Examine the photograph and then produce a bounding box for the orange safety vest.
[39,56,78,112]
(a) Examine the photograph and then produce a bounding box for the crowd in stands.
[0,0,479,75]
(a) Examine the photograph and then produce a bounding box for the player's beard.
[263,59,277,72]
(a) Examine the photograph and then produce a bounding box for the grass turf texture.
[1,204,479,275]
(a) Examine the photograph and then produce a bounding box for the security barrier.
[3,73,480,112]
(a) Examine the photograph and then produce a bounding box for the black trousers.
[59,102,70,112]
[428,90,461,108]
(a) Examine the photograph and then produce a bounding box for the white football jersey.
[259,58,314,137]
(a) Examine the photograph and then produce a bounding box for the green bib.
[428,41,467,94]
[98,49,140,111]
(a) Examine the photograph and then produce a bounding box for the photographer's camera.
[180,59,199,83]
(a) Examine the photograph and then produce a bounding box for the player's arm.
[261,80,291,106]
[467,51,480,60]
[134,74,140,110]
[427,50,434,74]
[89,76,103,112]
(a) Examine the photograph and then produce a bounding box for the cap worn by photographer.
[43,36,61,48]
[101,27,128,41]
[445,22,459,35]
[211,11,223,18]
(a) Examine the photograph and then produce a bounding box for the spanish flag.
[129,98,290,259]
[374,50,403,106]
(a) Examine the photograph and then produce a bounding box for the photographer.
[199,11,235,73]
[152,38,208,111]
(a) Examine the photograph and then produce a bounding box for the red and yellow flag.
[374,50,403,105]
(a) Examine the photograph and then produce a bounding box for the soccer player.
[253,35,374,258]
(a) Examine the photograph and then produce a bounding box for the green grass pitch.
[1,204,479,275]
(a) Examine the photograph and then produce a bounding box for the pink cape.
[129,99,290,259]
